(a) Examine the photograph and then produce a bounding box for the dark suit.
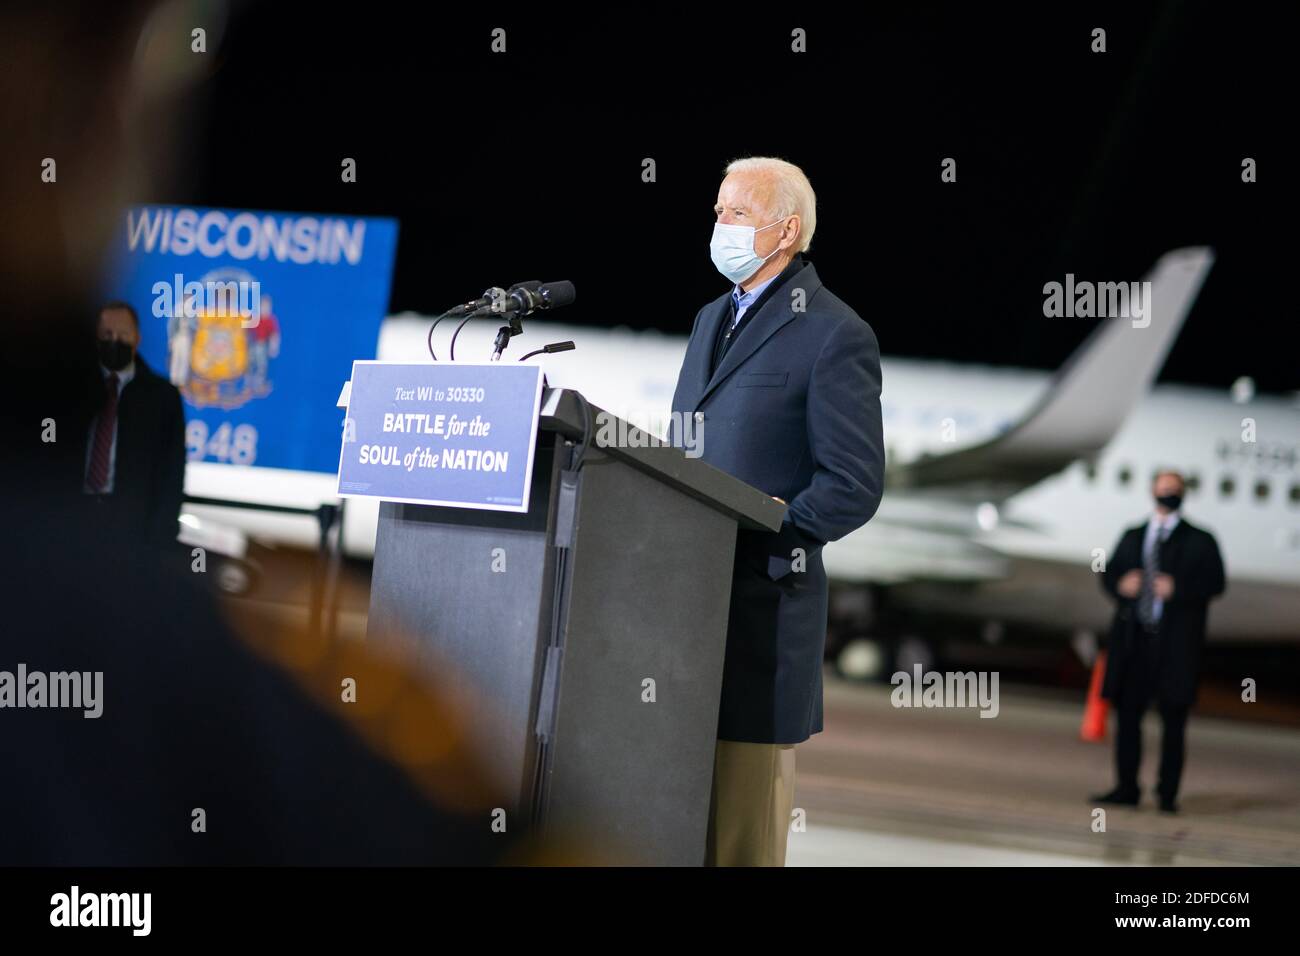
[81,357,186,548]
[1100,516,1226,800]
[671,255,885,744]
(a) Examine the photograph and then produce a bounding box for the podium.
[365,388,785,864]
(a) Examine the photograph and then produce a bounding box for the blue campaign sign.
[101,204,399,473]
[337,362,545,513]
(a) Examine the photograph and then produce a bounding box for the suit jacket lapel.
[1159,518,1187,567]
[699,261,822,405]
[689,294,732,402]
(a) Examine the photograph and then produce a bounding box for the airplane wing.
[888,247,1215,500]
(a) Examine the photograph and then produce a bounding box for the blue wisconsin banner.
[101,204,399,473]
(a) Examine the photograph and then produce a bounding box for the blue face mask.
[709,217,788,284]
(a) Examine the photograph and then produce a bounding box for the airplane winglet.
[891,246,1215,498]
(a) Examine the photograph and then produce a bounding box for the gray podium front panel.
[538,444,735,865]
[365,402,772,865]
[367,440,561,815]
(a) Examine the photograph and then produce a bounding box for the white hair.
[724,156,817,253]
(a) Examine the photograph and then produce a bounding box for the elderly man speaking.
[670,157,885,866]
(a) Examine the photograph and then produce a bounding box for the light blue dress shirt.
[730,273,778,328]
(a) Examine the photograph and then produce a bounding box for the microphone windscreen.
[539,280,576,309]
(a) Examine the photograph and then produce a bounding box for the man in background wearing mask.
[83,300,186,549]
[1094,470,1226,813]
[671,157,884,866]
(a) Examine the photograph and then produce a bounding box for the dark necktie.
[1137,521,1169,629]
[87,373,120,493]
[711,295,741,374]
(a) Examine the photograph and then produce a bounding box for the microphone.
[450,281,577,361]
[532,280,576,312]
[446,280,543,318]
[499,280,543,334]
[447,287,507,318]
[433,281,543,361]
[479,281,576,361]
[467,280,575,318]
[518,341,576,362]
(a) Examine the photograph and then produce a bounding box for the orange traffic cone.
[1080,651,1109,741]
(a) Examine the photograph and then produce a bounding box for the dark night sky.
[155,3,1292,393]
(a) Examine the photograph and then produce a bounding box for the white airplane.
[183,247,1300,648]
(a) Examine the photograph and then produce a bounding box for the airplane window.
[1291,484,1300,505]
[1254,479,1270,501]
[1084,462,1097,482]
[1118,466,1132,486]
[1186,473,1201,493]
[1220,476,1235,498]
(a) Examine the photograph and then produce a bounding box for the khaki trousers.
[704,739,797,867]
